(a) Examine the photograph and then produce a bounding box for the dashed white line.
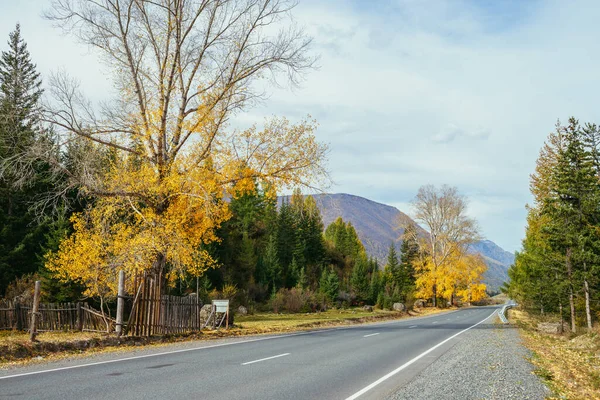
[241,353,290,366]
[432,321,438,324]
[363,333,380,338]
[408,325,417,329]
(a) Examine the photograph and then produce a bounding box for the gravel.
[387,318,551,400]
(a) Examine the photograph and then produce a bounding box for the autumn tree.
[35,0,328,298]
[412,185,481,306]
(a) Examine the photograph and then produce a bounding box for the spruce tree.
[351,256,370,302]
[399,223,419,299]
[542,118,599,332]
[0,23,43,139]
[0,24,46,296]
[265,233,282,292]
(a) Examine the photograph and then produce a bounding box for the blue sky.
[2,0,600,253]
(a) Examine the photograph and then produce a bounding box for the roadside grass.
[510,308,600,400]
[0,306,452,367]
[234,307,447,331]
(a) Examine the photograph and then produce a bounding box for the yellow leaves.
[414,249,487,304]
[46,112,327,299]
[217,116,328,194]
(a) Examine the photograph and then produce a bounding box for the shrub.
[376,292,384,309]
[270,290,286,313]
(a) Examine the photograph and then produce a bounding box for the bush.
[268,288,330,313]
[283,288,309,313]
[306,291,327,312]
[383,296,393,310]
[376,292,384,309]
[270,290,286,313]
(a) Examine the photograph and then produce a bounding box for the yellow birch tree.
[37,0,328,298]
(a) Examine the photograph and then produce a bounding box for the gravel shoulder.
[387,317,551,400]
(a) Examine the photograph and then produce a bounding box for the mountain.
[301,193,513,292]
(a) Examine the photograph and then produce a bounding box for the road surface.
[0,306,499,400]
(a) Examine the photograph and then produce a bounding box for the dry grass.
[510,309,600,400]
[0,306,452,368]
[236,308,411,331]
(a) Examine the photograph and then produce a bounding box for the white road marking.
[408,326,417,329]
[241,353,290,366]
[344,309,497,400]
[363,333,380,338]
[432,321,438,324]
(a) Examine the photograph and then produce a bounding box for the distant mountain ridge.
[285,193,514,292]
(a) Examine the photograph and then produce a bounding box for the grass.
[509,308,600,400]
[0,306,451,367]
[235,308,425,331]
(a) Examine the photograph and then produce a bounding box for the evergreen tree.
[369,269,382,305]
[399,223,419,299]
[276,200,297,285]
[265,233,282,292]
[351,256,370,301]
[296,266,307,289]
[319,267,339,302]
[0,24,47,295]
[0,24,43,138]
[542,118,599,332]
[386,242,400,275]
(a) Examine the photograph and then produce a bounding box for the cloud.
[432,124,491,143]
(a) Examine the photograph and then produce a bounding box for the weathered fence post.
[14,301,22,331]
[116,270,125,337]
[30,281,41,342]
[76,302,83,331]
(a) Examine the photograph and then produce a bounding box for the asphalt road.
[0,306,499,400]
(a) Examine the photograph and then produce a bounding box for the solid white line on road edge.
[344,309,498,400]
[241,353,290,365]
[363,333,380,338]
[408,326,417,329]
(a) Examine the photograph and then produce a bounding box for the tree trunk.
[584,278,592,330]
[559,300,564,334]
[432,282,437,307]
[566,248,576,333]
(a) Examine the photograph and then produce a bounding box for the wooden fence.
[128,294,203,336]
[0,300,115,332]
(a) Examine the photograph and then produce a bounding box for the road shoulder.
[387,317,551,400]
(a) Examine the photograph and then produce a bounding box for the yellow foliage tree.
[414,250,487,306]
[41,1,328,299]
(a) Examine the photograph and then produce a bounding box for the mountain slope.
[306,193,513,292]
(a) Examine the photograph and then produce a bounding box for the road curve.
[0,306,499,400]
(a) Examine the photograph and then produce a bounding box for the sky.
[2,0,600,253]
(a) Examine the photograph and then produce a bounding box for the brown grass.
[510,309,600,400]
